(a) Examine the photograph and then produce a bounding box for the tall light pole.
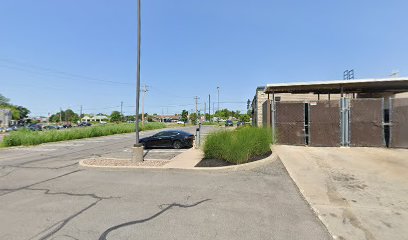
[133,0,143,161]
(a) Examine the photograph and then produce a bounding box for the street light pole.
[132,0,143,161]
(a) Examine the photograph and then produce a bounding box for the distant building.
[0,109,12,128]
[81,115,109,122]
[157,115,180,123]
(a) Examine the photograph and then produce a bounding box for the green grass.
[203,127,275,164]
[1,122,166,147]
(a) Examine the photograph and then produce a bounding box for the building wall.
[0,109,12,128]
[395,92,408,98]
[251,89,269,127]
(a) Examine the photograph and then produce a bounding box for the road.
[0,126,331,240]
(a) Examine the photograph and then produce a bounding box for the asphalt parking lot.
[0,126,331,240]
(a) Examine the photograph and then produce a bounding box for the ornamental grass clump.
[203,127,275,164]
[1,122,166,147]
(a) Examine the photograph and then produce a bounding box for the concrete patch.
[274,145,408,240]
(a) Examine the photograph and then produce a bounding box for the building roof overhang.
[264,77,408,94]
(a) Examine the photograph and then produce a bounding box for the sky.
[1,0,407,117]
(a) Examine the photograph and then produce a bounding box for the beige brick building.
[0,109,12,128]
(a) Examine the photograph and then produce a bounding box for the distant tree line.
[179,108,251,124]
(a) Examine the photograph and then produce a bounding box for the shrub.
[1,122,166,147]
[203,127,275,164]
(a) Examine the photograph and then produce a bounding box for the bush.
[1,123,166,147]
[203,127,275,164]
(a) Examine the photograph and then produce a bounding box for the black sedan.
[139,130,194,149]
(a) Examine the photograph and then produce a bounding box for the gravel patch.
[83,158,170,167]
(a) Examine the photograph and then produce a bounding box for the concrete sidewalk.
[163,148,204,169]
[274,145,408,240]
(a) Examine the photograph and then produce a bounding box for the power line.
[0,58,134,86]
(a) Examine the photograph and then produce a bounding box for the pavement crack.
[0,167,16,178]
[3,162,78,170]
[0,170,82,197]
[98,199,211,240]
[29,199,102,240]
[25,187,116,200]
[59,234,80,240]
[24,188,117,240]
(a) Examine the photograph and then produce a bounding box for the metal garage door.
[350,98,385,147]
[275,102,305,145]
[390,98,408,148]
[309,100,341,147]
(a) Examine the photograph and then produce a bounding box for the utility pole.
[80,105,83,118]
[194,96,199,115]
[141,84,148,127]
[208,94,211,122]
[132,0,143,162]
[194,96,199,124]
[217,86,220,112]
[60,107,62,123]
[120,101,123,120]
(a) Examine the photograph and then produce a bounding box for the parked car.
[237,121,246,127]
[139,130,194,149]
[176,121,185,125]
[78,122,92,127]
[0,127,4,133]
[43,125,58,130]
[27,124,42,131]
[225,120,233,127]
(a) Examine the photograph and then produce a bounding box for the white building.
[81,115,109,122]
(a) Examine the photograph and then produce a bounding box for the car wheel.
[173,140,182,149]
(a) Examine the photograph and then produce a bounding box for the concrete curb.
[78,151,278,172]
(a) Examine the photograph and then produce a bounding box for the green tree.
[189,113,197,124]
[15,106,30,119]
[49,113,60,123]
[110,111,122,122]
[233,110,241,119]
[64,109,79,122]
[126,115,135,122]
[181,110,188,122]
[239,114,251,122]
[10,106,20,120]
[214,108,231,119]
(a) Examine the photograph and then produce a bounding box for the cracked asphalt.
[0,126,331,240]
